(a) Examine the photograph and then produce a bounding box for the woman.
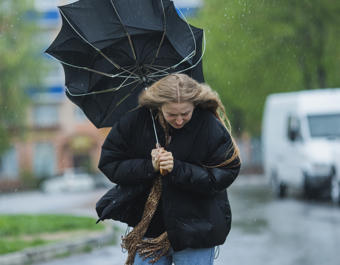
[98,74,241,265]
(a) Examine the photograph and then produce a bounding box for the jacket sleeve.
[98,112,158,185]
[166,117,241,195]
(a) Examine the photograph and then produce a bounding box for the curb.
[0,224,118,265]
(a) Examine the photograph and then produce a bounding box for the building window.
[0,147,19,180]
[33,105,59,127]
[33,142,56,177]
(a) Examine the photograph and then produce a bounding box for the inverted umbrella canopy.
[46,0,205,128]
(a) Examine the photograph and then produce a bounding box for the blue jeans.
[133,247,215,265]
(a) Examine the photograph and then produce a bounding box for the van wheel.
[271,174,287,198]
[304,175,314,199]
[330,175,340,205]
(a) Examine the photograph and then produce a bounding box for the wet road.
[4,176,339,265]
[217,178,340,265]
[0,189,106,217]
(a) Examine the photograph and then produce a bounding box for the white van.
[262,89,340,203]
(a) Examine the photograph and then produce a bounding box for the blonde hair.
[139,74,240,167]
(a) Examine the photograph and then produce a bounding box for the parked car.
[41,169,96,193]
[262,88,340,204]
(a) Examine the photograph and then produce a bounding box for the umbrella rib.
[154,8,199,72]
[144,65,169,75]
[170,31,206,74]
[48,56,138,79]
[144,9,205,79]
[145,7,199,77]
[148,0,167,67]
[109,0,137,61]
[147,29,206,78]
[147,32,206,78]
[66,68,139,97]
[144,64,169,69]
[59,9,138,77]
[100,80,141,126]
[65,79,140,97]
[147,77,158,83]
[173,8,197,68]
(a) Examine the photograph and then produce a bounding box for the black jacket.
[98,106,240,251]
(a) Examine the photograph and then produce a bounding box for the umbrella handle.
[160,168,169,176]
[150,109,168,175]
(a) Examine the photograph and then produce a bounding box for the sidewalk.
[0,222,123,265]
[36,245,127,265]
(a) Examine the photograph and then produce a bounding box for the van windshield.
[307,114,340,138]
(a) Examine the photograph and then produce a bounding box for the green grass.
[0,214,105,255]
[0,238,48,255]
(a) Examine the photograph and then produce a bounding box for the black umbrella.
[46,0,205,128]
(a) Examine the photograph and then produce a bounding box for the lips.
[172,124,184,129]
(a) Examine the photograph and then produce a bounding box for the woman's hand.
[151,147,164,172]
[159,150,174,174]
[151,146,174,175]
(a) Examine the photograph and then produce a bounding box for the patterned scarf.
[121,177,170,264]
[121,111,172,265]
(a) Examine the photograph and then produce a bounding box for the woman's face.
[161,102,195,129]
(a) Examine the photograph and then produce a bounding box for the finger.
[159,158,173,164]
[162,163,173,169]
[160,166,173,172]
[159,151,172,158]
[160,165,173,172]
[160,161,173,167]
[160,159,173,164]
[152,149,164,158]
[159,156,169,161]
[152,147,164,153]
[159,156,173,162]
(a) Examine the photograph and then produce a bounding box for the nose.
[175,117,183,125]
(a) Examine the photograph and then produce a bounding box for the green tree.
[0,0,45,155]
[191,0,340,135]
